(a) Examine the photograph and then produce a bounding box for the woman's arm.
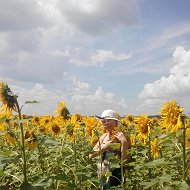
[114,132,131,162]
[121,138,131,162]
[89,133,111,159]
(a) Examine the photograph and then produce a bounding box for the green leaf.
[159,174,172,181]
[159,174,172,186]
[0,170,4,177]
[55,173,67,180]
[0,185,9,190]
[0,149,15,156]
[162,186,173,190]
[20,182,43,190]
[179,181,190,190]
[144,158,170,168]
[108,143,120,150]
[0,155,12,164]
[44,139,61,146]
[25,100,40,104]
[0,116,7,124]
[140,179,158,189]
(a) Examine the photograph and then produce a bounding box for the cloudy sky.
[1,0,190,116]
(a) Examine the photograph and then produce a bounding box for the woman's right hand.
[89,140,112,160]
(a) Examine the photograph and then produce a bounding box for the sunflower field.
[0,81,190,190]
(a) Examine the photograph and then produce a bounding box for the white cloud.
[72,77,90,92]
[142,23,190,56]
[69,48,131,66]
[5,75,128,116]
[0,0,134,85]
[138,46,190,114]
[10,82,65,115]
[69,86,128,116]
[57,0,138,35]
[171,46,190,75]
[0,0,54,31]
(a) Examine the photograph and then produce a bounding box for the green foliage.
[0,115,190,189]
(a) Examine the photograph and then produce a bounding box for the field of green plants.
[0,81,190,190]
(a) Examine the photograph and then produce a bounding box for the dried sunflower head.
[0,81,18,114]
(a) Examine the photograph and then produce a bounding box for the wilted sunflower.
[161,100,183,133]
[0,81,18,114]
[55,102,70,119]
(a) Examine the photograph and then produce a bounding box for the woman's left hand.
[114,132,127,143]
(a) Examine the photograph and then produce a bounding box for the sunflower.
[65,123,75,142]
[38,125,46,133]
[0,81,18,114]
[83,116,101,136]
[160,100,183,133]
[130,134,136,146]
[124,114,135,123]
[3,132,16,146]
[186,128,190,148]
[31,116,40,124]
[135,114,150,145]
[65,115,81,141]
[137,133,147,146]
[55,102,70,119]
[51,124,61,134]
[151,138,160,159]
[135,114,150,135]
[25,130,37,148]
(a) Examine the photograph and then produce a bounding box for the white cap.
[96,109,119,121]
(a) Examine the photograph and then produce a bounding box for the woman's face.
[101,119,117,131]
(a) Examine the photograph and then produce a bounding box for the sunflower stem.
[96,131,104,190]
[73,137,78,185]
[181,115,186,181]
[148,135,152,178]
[15,99,28,183]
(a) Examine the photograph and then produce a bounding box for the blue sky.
[0,0,190,116]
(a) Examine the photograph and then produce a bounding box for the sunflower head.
[186,128,190,148]
[130,134,136,146]
[0,81,18,114]
[135,114,150,135]
[161,100,184,132]
[51,124,61,134]
[55,102,70,119]
[126,114,135,123]
[151,138,160,159]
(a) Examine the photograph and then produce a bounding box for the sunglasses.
[101,119,114,123]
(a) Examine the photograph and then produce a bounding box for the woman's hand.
[89,140,112,160]
[114,132,131,162]
[114,132,127,143]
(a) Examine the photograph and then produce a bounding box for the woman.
[89,109,131,189]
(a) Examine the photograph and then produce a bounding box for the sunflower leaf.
[25,100,40,104]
